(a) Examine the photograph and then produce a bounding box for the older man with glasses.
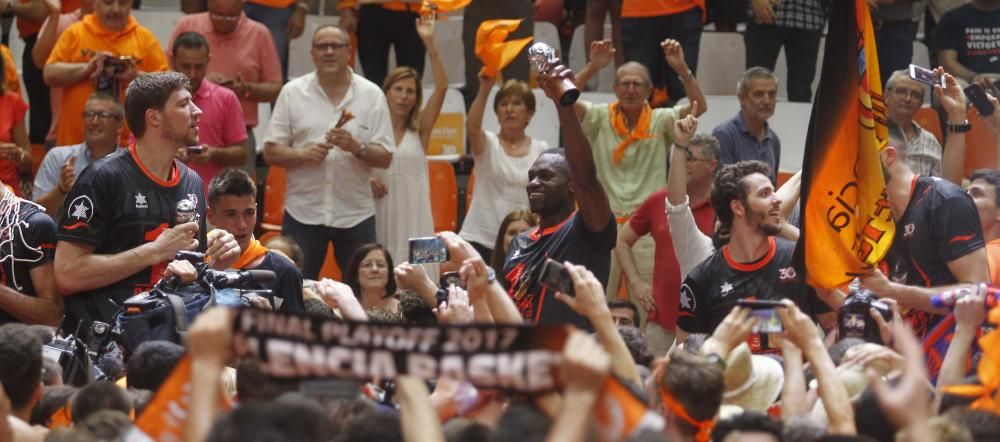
[33,93,124,217]
[884,69,944,178]
[168,0,283,174]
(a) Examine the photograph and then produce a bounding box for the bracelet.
[354,142,369,158]
[679,69,694,82]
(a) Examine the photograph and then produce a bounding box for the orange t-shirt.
[246,0,297,8]
[46,14,168,146]
[15,0,80,38]
[987,239,1000,284]
[621,0,704,18]
[1,45,20,95]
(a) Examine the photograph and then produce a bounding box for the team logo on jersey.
[720,281,734,297]
[679,284,696,312]
[134,192,148,209]
[903,223,915,239]
[68,195,93,222]
[779,266,797,281]
[509,247,522,260]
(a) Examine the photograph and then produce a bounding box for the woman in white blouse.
[459,73,548,259]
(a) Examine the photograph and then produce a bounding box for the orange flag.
[132,355,232,441]
[794,0,894,289]
[420,0,471,16]
[942,305,1000,412]
[475,19,534,79]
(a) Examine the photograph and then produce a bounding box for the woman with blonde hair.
[372,14,448,266]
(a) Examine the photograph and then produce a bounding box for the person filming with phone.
[676,160,836,354]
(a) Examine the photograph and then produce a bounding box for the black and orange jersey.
[501,212,617,332]
[0,200,56,324]
[885,175,985,338]
[677,237,831,353]
[57,145,205,327]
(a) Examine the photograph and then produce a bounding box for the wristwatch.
[947,120,972,133]
[354,142,369,158]
[486,266,496,284]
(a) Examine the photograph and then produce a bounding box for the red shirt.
[188,80,248,193]
[0,91,28,195]
[629,189,714,329]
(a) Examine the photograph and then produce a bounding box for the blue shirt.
[712,112,781,182]
[32,143,123,200]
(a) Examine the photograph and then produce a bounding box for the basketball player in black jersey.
[54,72,240,329]
[0,181,61,326]
[677,160,836,353]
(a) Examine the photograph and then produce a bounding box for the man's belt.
[871,19,913,31]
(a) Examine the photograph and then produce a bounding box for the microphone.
[930,283,1000,309]
[204,269,277,289]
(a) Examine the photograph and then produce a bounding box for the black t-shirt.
[934,5,1000,75]
[884,176,985,338]
[677,237,831,353]
[248,251,305,313]
[57,146,206,326]
[502,212,617,331]
[0,200,57,324]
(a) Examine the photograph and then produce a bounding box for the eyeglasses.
[891,87,924,101]
[360,260,388,270]
[615,80,648,90]
[313,42,351,52]
[83,111,121,120]
[209,12,240,22]
[685,151,713,162]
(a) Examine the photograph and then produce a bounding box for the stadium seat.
[696,32,745,95]
[568,24,615,93]
[913,107,943,145]
[535,22,561,57]
[429,160,458,232]
[964,109,998,176]
[423,87,467,156]
[261,166,286,234]
[30,144,45,176]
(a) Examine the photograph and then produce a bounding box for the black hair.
[333,409,402,442]
[126,340,185,391]
[712,411,784,442]
[0,323,43,410]
[172,31,210,55]
[208,168,257,207]
[263,235,305,270]
[344,243,397,300]
[208,399,331,442]
[969,169,1000,208]
[443,417,496,442]
[608,299,641,324]
[30,385,77,426]
[303,298,338,318]
[711,160,773,230]
[616,325,654,367]
[943,407,1000,442]
[235,358,301,404]
[855,379,903,442]
[76,410,132,441]
[124,71,190,138]
[494,402,551,442]
[399,291,438,326]
[71,381,132,425]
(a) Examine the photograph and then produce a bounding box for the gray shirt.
[32,143,121,200]
[713,112,782,182]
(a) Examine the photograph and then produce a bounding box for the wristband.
[704,352,727,371]
[947,120,972,133]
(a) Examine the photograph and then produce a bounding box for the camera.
[43,320,118,386]
[838,289,892,344]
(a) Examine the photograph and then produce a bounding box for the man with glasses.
[168,0,283,174]
[885,69,943,177]
[569,38,707,303]
[712,67,781,184]
[34,93,124,218]
[43,0,168,147]
[263,25,394,279]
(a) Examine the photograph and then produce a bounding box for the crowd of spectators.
[1,0,1000,441]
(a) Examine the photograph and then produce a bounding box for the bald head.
[616,62,652,86]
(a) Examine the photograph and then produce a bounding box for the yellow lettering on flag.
[796,0,895,289]
[475,19,534,79]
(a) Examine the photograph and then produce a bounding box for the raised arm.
[571,40,614,120]
[667,115,697,205]
[936,69,970,185]
[937,291,985,389]
[467,74,497,158]
[662,39,706,117]
[540,66,612,232]
[31,1,62,69]
[417,15,448,149]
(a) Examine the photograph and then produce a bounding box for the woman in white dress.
[459,74,548,259]
[372,15,447,266]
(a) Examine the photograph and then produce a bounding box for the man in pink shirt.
[171,31,248,191]
[168,0,282,173]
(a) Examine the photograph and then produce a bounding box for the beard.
[747,203,782,237]
[164,121,198,147]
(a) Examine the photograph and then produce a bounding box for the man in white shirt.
[263,25,394,279]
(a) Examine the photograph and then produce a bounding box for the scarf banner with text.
[232,308,570,393]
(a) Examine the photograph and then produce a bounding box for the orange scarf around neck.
[609,102,656,165]
[232,237,268,269]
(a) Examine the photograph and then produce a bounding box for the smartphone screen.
[539,259,575,296]
[965,83,996,116]
[409,237,449,264]
[909,64,944,88]
[737,300,786,333]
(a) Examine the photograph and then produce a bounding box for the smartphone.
[539,259,574,296]
[409,236,449,264]
[737,299,786,333]
[217,78,235,87]
[440,271,465,290]
[965,83,996,117]
[909,64,945,88]
[187,145,206,154]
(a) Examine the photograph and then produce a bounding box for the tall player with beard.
[54,72,240,332]
[676,160,836,354]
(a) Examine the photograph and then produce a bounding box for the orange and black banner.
[794,0,895,289]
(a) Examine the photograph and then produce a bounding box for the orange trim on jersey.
[129,144,181,187]
[723,237,776,272]
[63,222,89,230]
[911,257,932,287]
[39,243,55,249]
[948,233,977,244]
[528,212,575,241]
